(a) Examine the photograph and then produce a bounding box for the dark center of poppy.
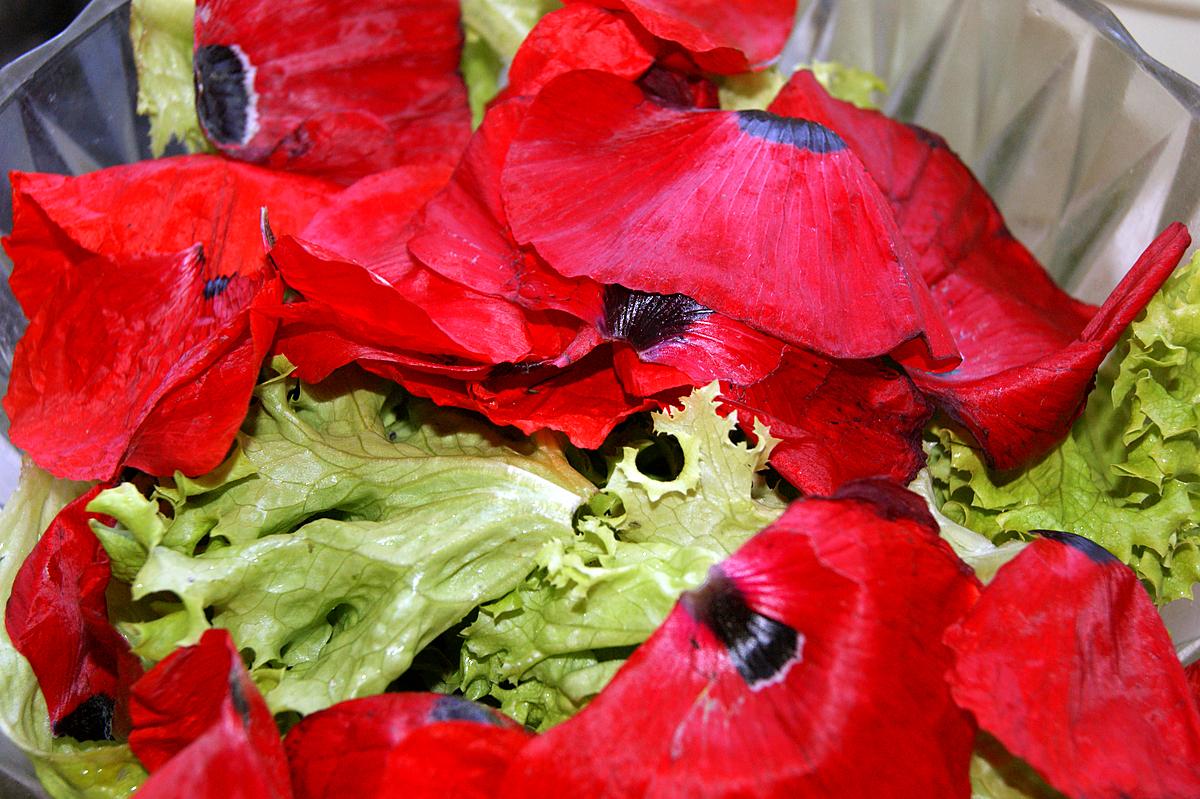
[1037,530,1119,565]
[194,44,255,146]
[602,285,711,352]
[428,695,503,725]
[203,274,232,299]
[736,110,847,153]
[684,566,803,690]
[52,693,114,741]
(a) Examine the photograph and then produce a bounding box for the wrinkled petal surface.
[5,247,281,480]
[286,694,527,799]
[503,72,958,367]
[946,534,1200,799]
[501,483,979,798]
[194,0,470,181]
[4,486,141,740]
[570,0,796,73]
[129,628,291,797]
[720,349,932,495]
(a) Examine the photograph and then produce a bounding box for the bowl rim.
[2,0,1199,119]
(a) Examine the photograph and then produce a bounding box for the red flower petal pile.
[3,0,1198,796]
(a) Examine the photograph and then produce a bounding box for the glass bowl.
[1,0,1198,796]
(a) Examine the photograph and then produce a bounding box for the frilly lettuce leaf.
[928,252,1200,603]
[462,28,504,127]
[454,384,787,729]
[719,69,787,111]
[90,365,593,716]
[130,0,210,156]
[806,61,887,109]
[0,461,147,798]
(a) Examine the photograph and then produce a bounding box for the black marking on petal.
[194,44,256,146]
[602,285,711,353]
[907,123,947,149]
[1037,530,1119,565]
[53,694,115,741]
[428,695,502,726]
[736,110,846,152]
[203,274,232,299]
[684,567,802,690]
[834,478,938,531]
[228,669,252,726]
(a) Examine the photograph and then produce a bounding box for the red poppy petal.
[193,0,470,182]
[720,348,932,495]
[379,722,531,799]
[503,71,958,367]
[501,483,979,798]
[4,486,142,739]
[946,534,1200,799]
[769,72,1191,467]
[916,225,1189,467]
[3,156,335,316]
[568,0,796,73]
[4,247,275,480]
[503,5,657,100]
[408,98,605,321]
[285,694,525,799]
[129,629,290,796]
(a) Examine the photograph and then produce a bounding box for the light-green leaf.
[130,0,211,156]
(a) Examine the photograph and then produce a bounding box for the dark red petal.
[503,71,958,367]
[3,156,334,318]
[4,486,142,739]
[568,0,796,73]
[129,629,290,797]
[720,348,932,495]
[285,694,525,799]
[1186,660,1200,712]
[193,0,470,182]
[769,71,1191,467]
[501,484,979,798]
[408,98,605,321]
[4,248,278,480]
[946,534,1200,799]
[502,5,657,100]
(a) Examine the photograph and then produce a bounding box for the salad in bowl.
[2,0,1200,797]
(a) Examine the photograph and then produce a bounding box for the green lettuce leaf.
[462,28,504,128]
[720,62,886,112]
[92,366,593,716]
[807,61,887,109]
[0,461,147,798]
[970,733,1066,799]
[455,384,787,729]
[928,252,1200,602]
[719,69,787,111]
[130,0,211,156]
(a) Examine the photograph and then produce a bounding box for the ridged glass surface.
[0,1,1197,796]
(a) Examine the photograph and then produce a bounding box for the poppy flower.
[719,348,933,496]
[285,694,530,799]
[4,485,141,741]
[2,156,333,480]
[502,71,960,370]
[566,0,797,74]
[128,628,292,798]
[193,0,470,182]
[945,533,1200,799]
[769,71,1192,468]
[500,481,980,798]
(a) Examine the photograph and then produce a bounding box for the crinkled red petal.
[3,156,334,319]
[285,694,526,799]
[501,5,657,101]
[4,247,280,480]
[566,0,796,73]
[408,98,605,321]
[129,629,291,797]
[194,0,470,181]
[501,484,979,798]
[503,71,958,367]
[1187,660,1200,711]
[4,485,142,739]
[770,71,1191,467]
[946,534,1200,799]
[719,348,932,495]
